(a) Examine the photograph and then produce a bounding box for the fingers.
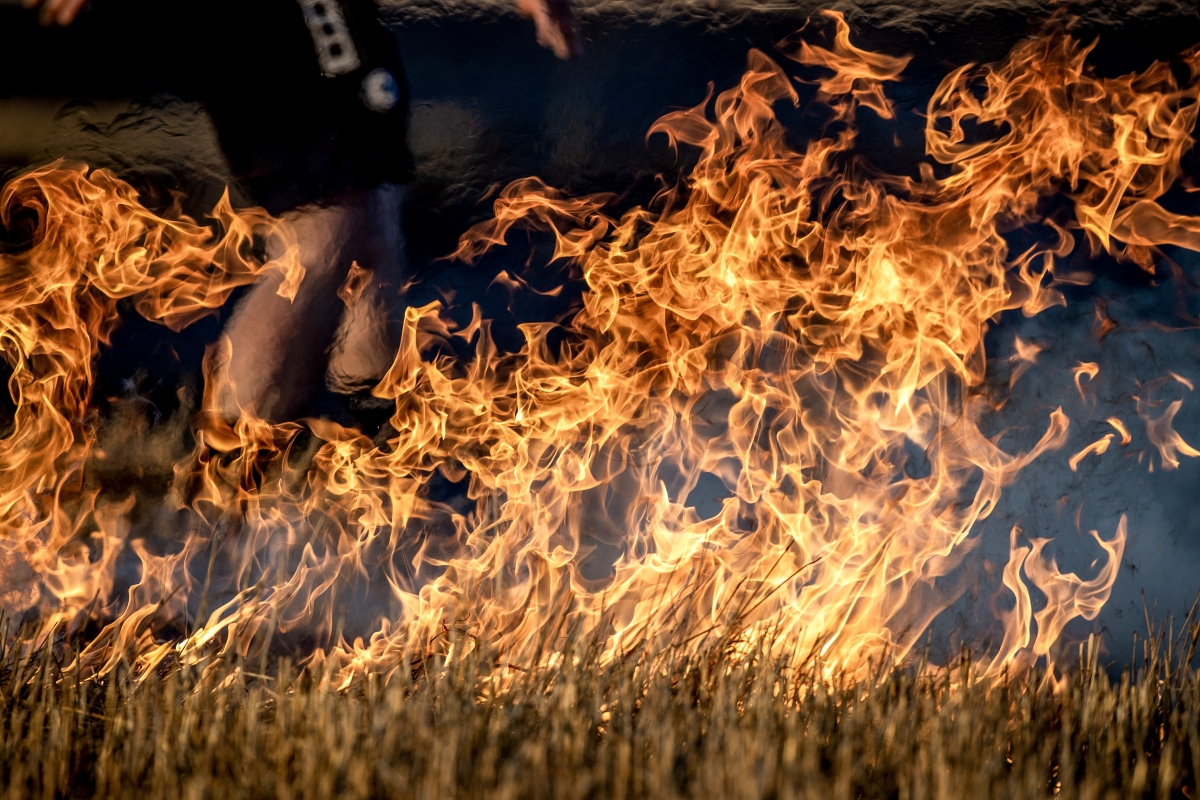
[33,0,60,25]
[516,0,581,59]
[543,0,581,59]
[25,0,87,25]
[55,0,87,24]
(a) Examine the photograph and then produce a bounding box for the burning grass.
[8,12,1197,687]
[5,15,1200,796]
[2,621,1200,799]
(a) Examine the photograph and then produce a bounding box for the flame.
[1136,376,1200,471]
[1073,361,1099,401]
[1106,416,1132,445]
[3,14,1200,684]
[1068,435,1113,472]
[1010,336,1043,387]
[0,163,300,638]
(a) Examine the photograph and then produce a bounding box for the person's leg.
[219,182,406,421]
[327,182,407,396]
[202,0,413,420]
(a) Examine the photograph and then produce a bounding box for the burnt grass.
[0,618,1198,800]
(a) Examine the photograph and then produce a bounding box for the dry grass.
[1,618,1199,800]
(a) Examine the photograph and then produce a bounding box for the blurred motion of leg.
[326,183,407,395]
[219,183,407,422]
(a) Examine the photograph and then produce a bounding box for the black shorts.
[0,0,414,214]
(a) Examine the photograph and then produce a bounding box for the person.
[14,0,579,420]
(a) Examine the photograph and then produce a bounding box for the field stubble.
[1,612,1199,799]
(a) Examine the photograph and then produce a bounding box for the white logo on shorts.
[361,68,400,112]
[297,0,362,77]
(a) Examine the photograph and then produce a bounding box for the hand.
[516,0,580,59]
[22,0,88,26]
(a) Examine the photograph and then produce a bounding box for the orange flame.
[1106,416,1132,445]
[1135,376,1200,471]
[4,14,1200,684]
[1068,435,1113,472]
[0,163,300,641]
[1073,361,1099,402]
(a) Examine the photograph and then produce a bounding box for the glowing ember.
[4,12,1200,686]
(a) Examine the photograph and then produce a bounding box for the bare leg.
[327,184,407,395]
[220,184,407,421]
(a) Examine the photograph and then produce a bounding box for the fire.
[1135,374,1200,471]
[1073,361,1099,401]
[1106,416,1132,445]
[3,13,1200,685]
[1068,435,1113,472]
[0,164,301,646]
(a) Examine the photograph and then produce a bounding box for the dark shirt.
[0,0,414,214]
